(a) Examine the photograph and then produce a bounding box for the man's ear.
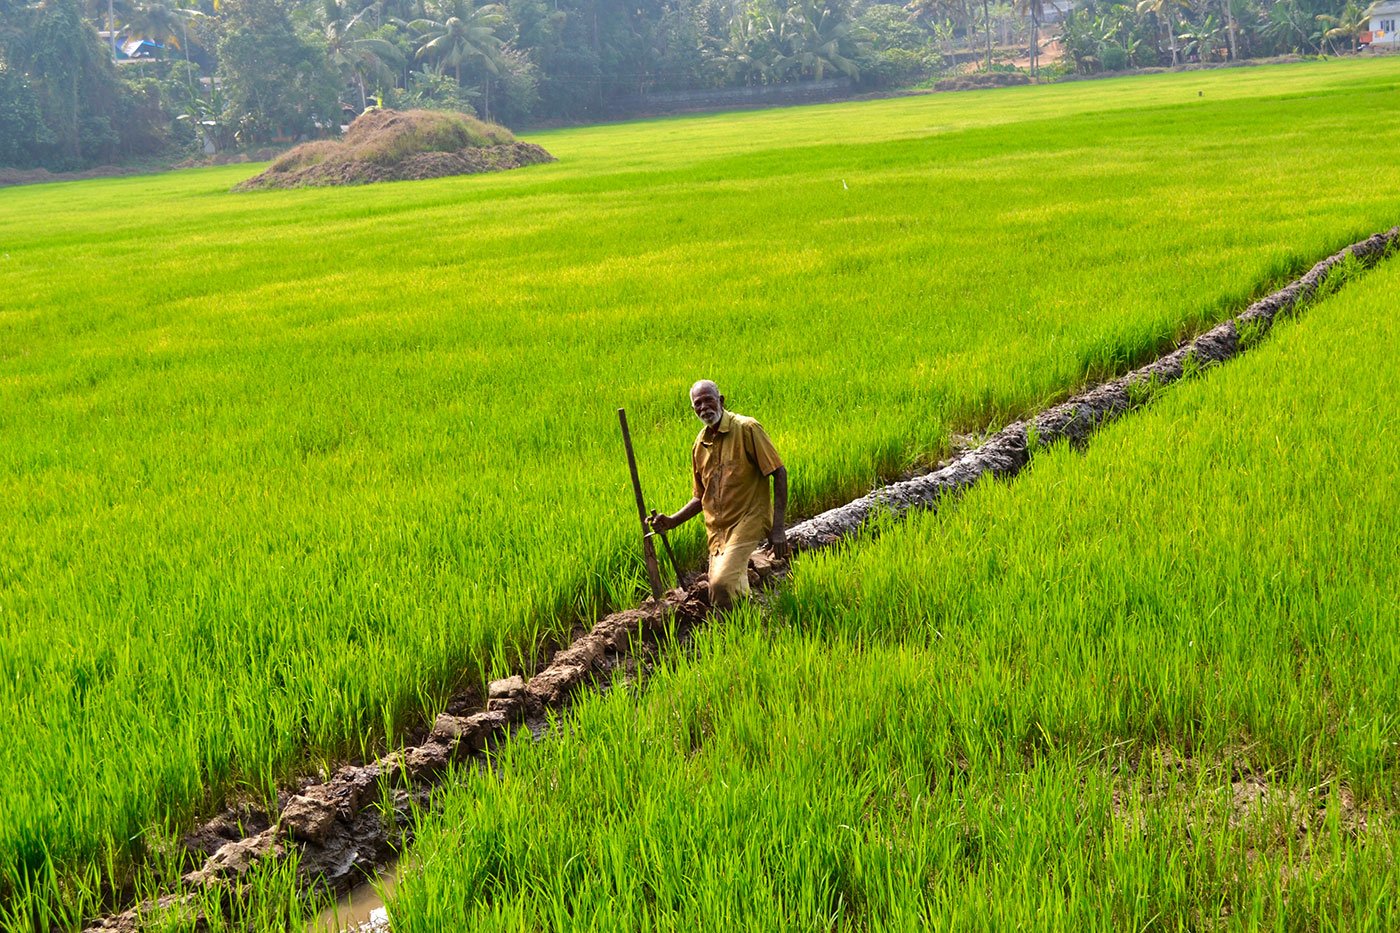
[718,395,726,407]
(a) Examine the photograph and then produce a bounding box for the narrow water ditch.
[84,226,1400,933]
[309,862,396,933]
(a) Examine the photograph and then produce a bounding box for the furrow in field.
[81,226,1399,933]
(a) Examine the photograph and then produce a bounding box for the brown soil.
[234,143,555,191]
[1008,37,1067,71]
[934,71,1032,91]
[81,226,1400,932]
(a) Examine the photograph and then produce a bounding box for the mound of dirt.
[234,109,555,191]
[934,71,1032,92]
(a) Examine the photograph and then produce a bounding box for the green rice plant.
[3,56,1400,924]
[384,243,1400,931]
[1235,316,1268,352]
[1024,421,1043,453]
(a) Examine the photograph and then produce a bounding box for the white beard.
[701,408,723,427]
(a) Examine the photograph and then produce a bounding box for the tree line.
[1061,0,1379,72]
[0,0,1378,169]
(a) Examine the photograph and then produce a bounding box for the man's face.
[691,388,722,427]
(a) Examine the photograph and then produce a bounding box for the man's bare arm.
[768,465,789,559]
[651,497,702,532]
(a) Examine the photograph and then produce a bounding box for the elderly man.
[649,380,788,608]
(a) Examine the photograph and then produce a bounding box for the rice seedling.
[2,56,1399,924]
[386,238,1400,932]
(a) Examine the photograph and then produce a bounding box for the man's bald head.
[690,379,719,401]
[689,380,724,427]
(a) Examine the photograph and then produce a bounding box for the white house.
[1366,0,1400,46]
[1040,0,1078,23]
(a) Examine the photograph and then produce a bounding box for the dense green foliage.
[388,244,1400,932]
[0,0,1386,168]
[0,0,173,168]
[2,58,1399,927]
[1060,0,1375,73]
[216,0,342,142]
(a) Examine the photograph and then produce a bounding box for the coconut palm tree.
[776,0,868,82]
[715,12,784,85]
[1316,0,1372,53]
[1219,0,1239,59]
[323,0,403,108]
[1261,0,1317,53]
[1014,0,1043,77]
[122,0,201,59]
[408,0,505,114]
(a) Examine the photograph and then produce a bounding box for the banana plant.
[177,80,229,153]
[1136,0,1193,65]
[1178,12,1226,61]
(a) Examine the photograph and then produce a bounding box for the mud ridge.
[81,226,1399,932]
[787,227,1399,548]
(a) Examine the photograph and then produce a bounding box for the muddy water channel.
[311,860,400,932]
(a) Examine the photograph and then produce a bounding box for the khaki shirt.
[692,410,783,554]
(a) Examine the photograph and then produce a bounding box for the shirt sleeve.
[692,440,706,500]
[745,421,783,477]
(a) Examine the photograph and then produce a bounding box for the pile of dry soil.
[234,108,554,191]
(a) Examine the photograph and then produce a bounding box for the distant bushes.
[855,48,942,89]
[0,0,175,171]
